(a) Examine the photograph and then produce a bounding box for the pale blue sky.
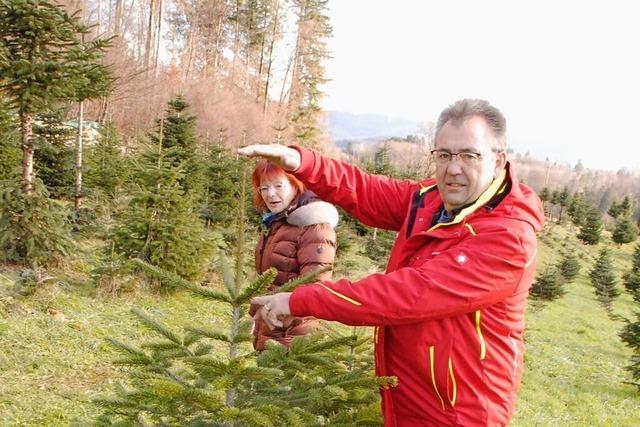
[321,0,640,172]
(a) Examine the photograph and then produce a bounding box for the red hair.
[251,160,305,211]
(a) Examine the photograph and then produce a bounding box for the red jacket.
[288,147,544,426]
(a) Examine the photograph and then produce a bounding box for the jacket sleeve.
[291,146,419,231]
[289,224,538,326]
[297,223,336,281]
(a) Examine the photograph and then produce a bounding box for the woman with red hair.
[249,160,338,351]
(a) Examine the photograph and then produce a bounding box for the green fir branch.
[276,265,331,293]
[133,259,230,303]
[131,307,182,346]
[185,326,230,343]
[234,268,277,305]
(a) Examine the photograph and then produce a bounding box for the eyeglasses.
[259,181,289,194]
[430,149,497,166]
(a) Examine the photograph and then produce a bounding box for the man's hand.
[252,292,293,329]
[237,144,301,172]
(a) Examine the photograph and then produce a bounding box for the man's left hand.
[252,293,293,329]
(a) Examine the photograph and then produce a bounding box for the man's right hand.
[237,144,301,172]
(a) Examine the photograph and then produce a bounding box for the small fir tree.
[578,204,603,245]
[202,136,244,227]
[556,186,571,222]
[568,193,588,227]
[0,178,73,282]
[111,139,214,282]
[623,244,640,303]
[612,216,639,245]
[590,248,620,314]
[84,122,129,198]
[32,109,75,198]
[557,251,581,282]
[95,161,394,424]
[0,97,20,180]
[152,95,206,199]
[620,312,640,391]
[530,265,566,302]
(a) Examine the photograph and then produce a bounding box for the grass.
[0,222,639,426]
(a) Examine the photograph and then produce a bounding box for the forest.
[1,0,640,425]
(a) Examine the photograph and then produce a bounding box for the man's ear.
[493,151,507,178]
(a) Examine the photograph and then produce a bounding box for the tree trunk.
[114,0,124,37]
[153,0,163,75]
[262,0,280,116]
[20,111,35,195]
[145,0,157,74]
[75,101,84,210]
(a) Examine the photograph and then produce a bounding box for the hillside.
[0,223,639,426]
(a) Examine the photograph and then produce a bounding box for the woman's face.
[259,175,297,213]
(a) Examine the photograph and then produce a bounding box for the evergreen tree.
[84,122,129,198]
[202,137,243,227]
[622,244,640,303]
[111,140,215,282]
[95,162,394,425]
[578,204,603,245]
[608,200,621,218]
[620,312,640,391]
[0,97,20,180]
[32,109,75,198]
[151,96,205,198]
[0,178,73,281]
[0,0,111,194]
[538,187,551,203]
[590,248,620,314]
[557,186,570,222]
[530,265,565,302]
[368,142,396,177]
[568,193,588,227]
[612,216,638,245]
[557,250,581,282]
[287,0,332,147]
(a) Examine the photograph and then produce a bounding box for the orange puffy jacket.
[252,191,338,351]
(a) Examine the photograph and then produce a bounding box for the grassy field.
[0,223,639,426]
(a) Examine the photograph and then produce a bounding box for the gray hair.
[435,99,507,151]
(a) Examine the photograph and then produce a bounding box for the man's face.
[434,116,506,214]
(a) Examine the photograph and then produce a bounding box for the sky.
[320,0,640,172]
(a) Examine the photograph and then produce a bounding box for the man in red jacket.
[239,99,544,426]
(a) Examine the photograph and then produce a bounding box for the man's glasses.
[430,149,497,166]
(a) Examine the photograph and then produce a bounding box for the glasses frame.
[430,148,503,166]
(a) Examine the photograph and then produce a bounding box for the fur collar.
[286,200,339,228]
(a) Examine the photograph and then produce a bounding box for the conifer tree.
[530,265,565,302]
[32,110,75,198]
[0,96,20,179]
[151,96,206,199]
[84,122,129,198]
[620,311,640,391]
[0,0,112,194]
[287,0,332,147]
[111,138,214,282]
[0,178,73,282]
[202,136,244,227]
[623,244,640,303]
[556,186,570,222]
[557,250,581,282]
[612,215,639,245]
[95,161,395,425]
[568,193,588,227]
[578,204,603,245]
[590,248,620,314]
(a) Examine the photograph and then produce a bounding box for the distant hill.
[323,111,421,142]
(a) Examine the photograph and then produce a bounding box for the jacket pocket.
[427,338,457,410]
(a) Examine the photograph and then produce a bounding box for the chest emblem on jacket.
[456,254,468,265]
